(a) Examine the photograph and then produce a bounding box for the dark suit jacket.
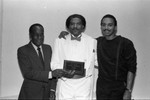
[17,42,56,100]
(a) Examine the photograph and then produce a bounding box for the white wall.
[0,0,150,99]
[0,0,2,97]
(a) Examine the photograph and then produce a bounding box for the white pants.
[56,77,92,100]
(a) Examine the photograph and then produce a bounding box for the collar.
[31,42,42,50]
[71,34,82,41]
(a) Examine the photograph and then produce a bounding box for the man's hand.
[49,91,55,100]
[63,70,75,78]
[123,90,132,100]
[58,31,69,39]
[52,69,65,78]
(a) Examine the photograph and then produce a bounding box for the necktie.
[37,47,45,67]
[71,35,81,41]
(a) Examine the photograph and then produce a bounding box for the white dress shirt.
[51,33,98,100]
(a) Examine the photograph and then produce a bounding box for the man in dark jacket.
[17,23,65,100]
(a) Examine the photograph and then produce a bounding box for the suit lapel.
[42,45,47,70]
[28,42,44,70]
[42,45,51,71]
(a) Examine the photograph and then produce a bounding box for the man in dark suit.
[17,23,65,100]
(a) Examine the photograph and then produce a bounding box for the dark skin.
[30,25,44,47]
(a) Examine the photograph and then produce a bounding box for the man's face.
[101,17,117,37]
[30,26,44,47]
[68,17,84,37]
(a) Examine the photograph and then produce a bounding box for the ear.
[81,25,86,32]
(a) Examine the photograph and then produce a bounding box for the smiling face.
[30,25,44,47]
[101,17,117,40]
[68,17,84,37]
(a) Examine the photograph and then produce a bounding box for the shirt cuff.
[49,72,52,79]
[50,89,55,92]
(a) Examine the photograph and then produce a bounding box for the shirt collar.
[71,34,82,38]
[31,42,42,50]
[70,33,82,41]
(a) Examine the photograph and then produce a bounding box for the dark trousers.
[96,78,126,100]
[18,85,50,100]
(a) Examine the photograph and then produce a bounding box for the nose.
[73,24,77,28]
[37,35,43,39]
[104,25,109,29]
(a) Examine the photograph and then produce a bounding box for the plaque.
[63,60,85,76]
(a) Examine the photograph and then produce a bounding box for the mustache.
[103,29,110,32]
[71,27,80,30]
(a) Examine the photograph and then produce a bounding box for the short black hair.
[66,14,86,30]
[29,23,44,37]
[101,14,117,26]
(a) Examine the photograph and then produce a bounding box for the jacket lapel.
[42,45,48,70]
[28,42,44,70]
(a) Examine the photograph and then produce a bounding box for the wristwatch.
[125,88,132,93]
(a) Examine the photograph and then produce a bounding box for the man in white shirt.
[51,14,97,100]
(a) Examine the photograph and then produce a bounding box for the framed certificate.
[63,60,85,76]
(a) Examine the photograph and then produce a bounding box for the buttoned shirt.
[51,33,97,100]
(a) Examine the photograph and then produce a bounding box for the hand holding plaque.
[63,60,85,77]
[63,70,76,78]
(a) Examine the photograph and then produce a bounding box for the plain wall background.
[0,0,150,99]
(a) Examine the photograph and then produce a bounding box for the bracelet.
[125,88,132,93]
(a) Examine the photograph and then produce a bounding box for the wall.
[0,0,2,97]
[0,0,150,99]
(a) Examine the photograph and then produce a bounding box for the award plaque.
[63,60,85,76]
